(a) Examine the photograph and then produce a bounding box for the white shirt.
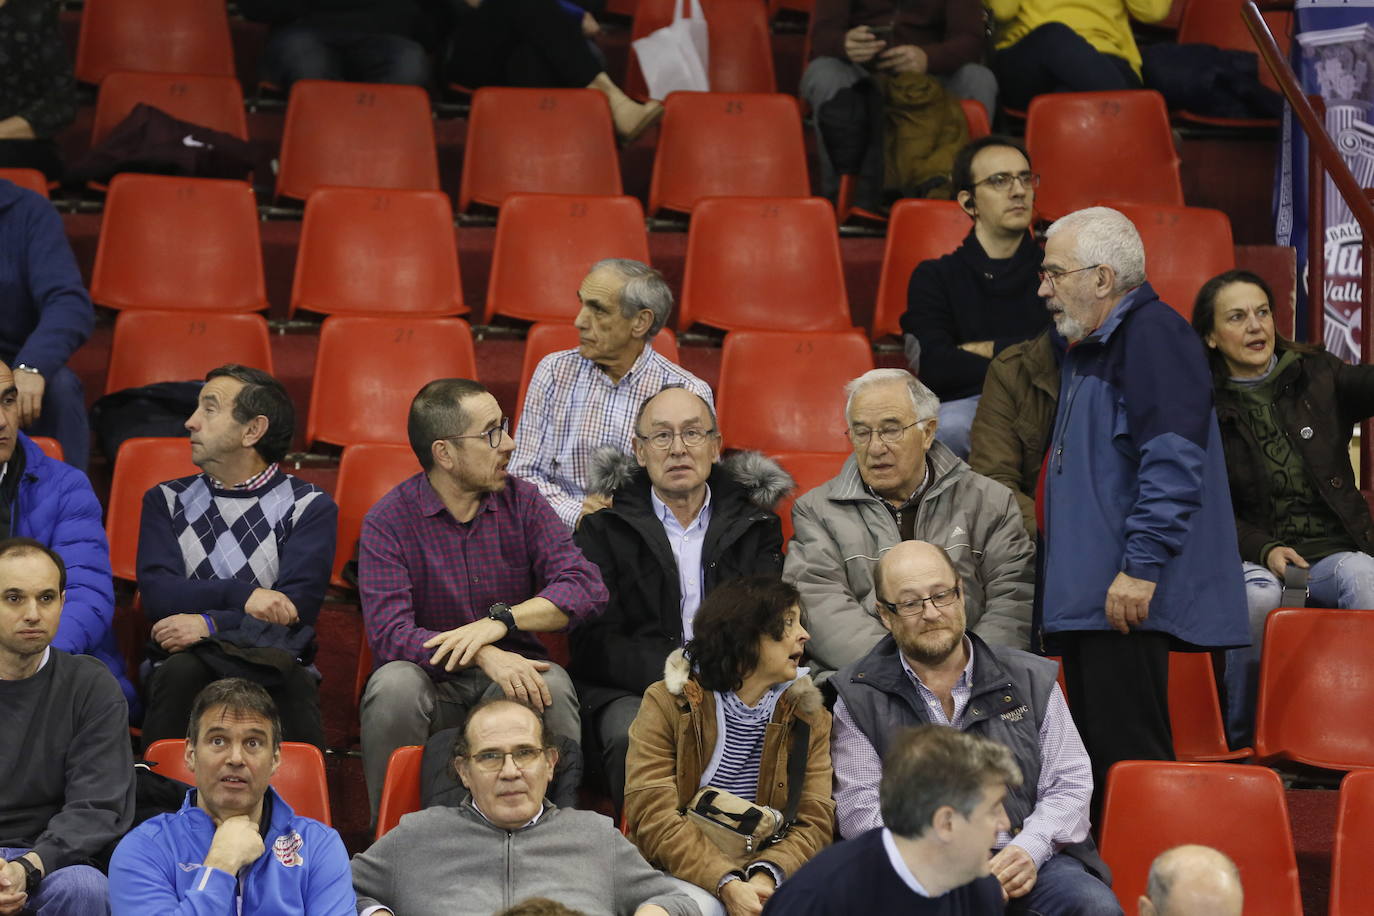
[651,485,713,642]
[881,828,932,897]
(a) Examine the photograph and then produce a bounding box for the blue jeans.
[262,26,429,90]
[1009,852,1122,916]
[0,849,108,915]
[935,394,981,460]
[1224,551,1374,746]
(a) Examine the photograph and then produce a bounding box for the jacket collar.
[180,785,294,833]
[1080,282,1160,348]
[826,440,965,504]
[662,648,824,717]
[847,633,1021,718]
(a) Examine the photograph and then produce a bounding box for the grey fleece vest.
[833,633,1109,882]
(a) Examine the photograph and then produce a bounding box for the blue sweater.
[1041,283,1249,649]
[109,787,355,916]
[0,179,94,374]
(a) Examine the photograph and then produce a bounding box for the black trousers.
[993,22,1141,111]
[140,651,326,751]
[447,0,602,90]
[1059,629,1174,821]
[0,139,62,180]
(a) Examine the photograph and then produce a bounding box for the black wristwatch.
[10,857,41,895]
[487,602,517,633]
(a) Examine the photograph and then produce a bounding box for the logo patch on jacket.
[999,704,1029,722]
[273,830,304,867]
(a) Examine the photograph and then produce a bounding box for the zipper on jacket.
[504,830,514,910]
[1052,369,1086,476]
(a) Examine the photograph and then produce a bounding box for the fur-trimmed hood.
[662,648,823,715]
[586,446,795,510]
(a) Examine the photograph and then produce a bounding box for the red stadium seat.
[144,739,333,825]
[679,197,849,333]
[75,0,235,85]
[960,98,990,139]
[30,437,64,462]
[375,745,424,840]
[770,451,848,546]
[648,93,809,216]
[486,194,650,324]
[1168,652,1251,762]
[513,323,680,428]
[870,199,972,339]
[332,444,421,588]
[459,89,622,212]
[1254,608,1374,770]
[92,72,247,146]
[0,169,50,198]
[307,317,478,448]
[292,188,465,318]
[105,438,201,582]
[90,175,267,313]
[1178,1,1291,110]
[1025,91,1183,220]
[1099,761,1301,916]
[626,0,777,96]
[1331,769,1374,916]
[717,330,874,453]
[106,311,274,393]
[277,81,440,201]
[1100,201,1234,320]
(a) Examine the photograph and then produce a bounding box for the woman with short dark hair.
[623,576,834,916]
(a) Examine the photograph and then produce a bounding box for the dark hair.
[186,677,282,751]
[951,135,1031,199]
[633,384,717,437]
[0,537,66,591]
[685,576,800,692]
[880,725,1021,840]
[407,378,490,471]
[205,365,295,463]
[496,899,588,916]
[1190,269,1316,373]
[451,697,547,760]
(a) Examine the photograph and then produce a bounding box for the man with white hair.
[1038,207,1247,812]
[1139,845,1243,916]
[784,368,1033,683]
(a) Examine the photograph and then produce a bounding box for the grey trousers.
[360,659,581,817]
[800,56,998,199]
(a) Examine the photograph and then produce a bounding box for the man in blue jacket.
[0,178,95,470]
[0,359,135,711]
[109,678,355,915]
[1038,207,1248,814]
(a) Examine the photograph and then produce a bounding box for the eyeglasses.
[878,584,961,618]
[463,746,548,772]
[1037,265,1101,289]
[972,171,1041,192]
[441,416,510,450]
[637,428,717,450]
[846,419,924,446]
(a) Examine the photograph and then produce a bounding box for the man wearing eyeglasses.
[900,136,1049,460]
[351,698,705,916]
[785,368,1033,685]
[357,378,608,822]
[570,386,789,810]
[829,540,1119,915]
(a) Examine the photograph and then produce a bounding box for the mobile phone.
[868,23,894,38]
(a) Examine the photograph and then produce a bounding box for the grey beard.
[1053,312,1089,343]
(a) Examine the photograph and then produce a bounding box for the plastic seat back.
[1099,760,1301,916]
[1101,201,1234,320]
[75,0,235,85]
[277,81,440,201]
[1168,651,1251,761]
[648,93,809,216]
[1254,608,1374,769]
[91,174,267,313]
[627,0,777,96]
[871,199,972,339]
[771,451,848,546]
[1332,769,1374,916]
[307,316,478,448]
[30,437,64,462]
[106,438,200,582]
[93,72,247,146]
[144,739,333,825]
[717,330,874,453]
[486,194,650,323]
[1025,91,1182,220]
[292,188,464,318]
[680,197,849,332]
[459,88,621,212]
[333,444,421,588]
[375,745,425,840]
[514,323,680,428]
[106,311,274,393]
[0,169,50,198]
[961,98,990,139]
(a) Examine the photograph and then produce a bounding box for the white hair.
[1045,206,1146,292]
[844,369,939,422]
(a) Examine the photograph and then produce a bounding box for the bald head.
[875,540,959,605]
[1140,845,1243,916]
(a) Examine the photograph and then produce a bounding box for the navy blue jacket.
[1041,284,1248,649]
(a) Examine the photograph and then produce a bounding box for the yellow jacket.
[990,0,1171,76]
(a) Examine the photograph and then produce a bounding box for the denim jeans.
[935,394,981,461]
[0,849,109,915]
[1008,852,1122,916]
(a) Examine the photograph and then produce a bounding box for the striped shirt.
[510,345,714,529]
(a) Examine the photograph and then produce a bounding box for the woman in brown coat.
[624,577,835,916]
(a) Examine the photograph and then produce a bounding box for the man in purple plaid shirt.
[357,378,608,818]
